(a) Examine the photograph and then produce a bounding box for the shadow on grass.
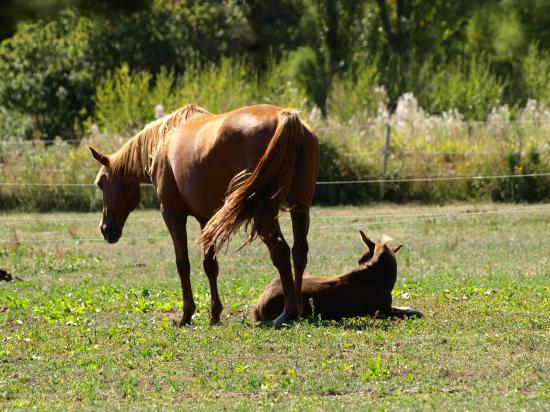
[249,312,423,331]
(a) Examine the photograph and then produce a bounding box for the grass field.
[1,203,549,410]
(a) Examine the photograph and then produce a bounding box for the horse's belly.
[171,125,273,220]
[180,168,231,219]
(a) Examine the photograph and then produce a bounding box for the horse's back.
[159,104,318,220]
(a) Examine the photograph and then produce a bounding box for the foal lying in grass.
[253,231,422,322]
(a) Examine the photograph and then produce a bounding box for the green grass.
[1,204,549,410]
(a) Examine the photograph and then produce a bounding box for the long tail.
[200,109,304,252]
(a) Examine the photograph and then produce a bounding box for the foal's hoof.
[403,309,423,318]
[390,306,423,319]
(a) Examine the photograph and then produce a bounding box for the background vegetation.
[1,0,550,208]
[1,4,548,409]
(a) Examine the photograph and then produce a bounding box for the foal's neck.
[342,256,396,290]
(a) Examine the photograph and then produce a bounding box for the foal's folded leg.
[388,306,423,318]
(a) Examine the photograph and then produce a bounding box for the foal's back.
[252,233,421,322]
[253,275,393,322]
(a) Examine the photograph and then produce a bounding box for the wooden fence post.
[380,123,391,200]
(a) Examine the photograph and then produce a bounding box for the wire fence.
[2,142,549,156]
[2,203,546,224]
[2,120,550,218]
[2,203,549,245]
[316,172,550,185]
[1,171,549,188]
[0,139,82,145]
[0,167,99,173]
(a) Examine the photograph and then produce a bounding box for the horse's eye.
[97,174,107,189]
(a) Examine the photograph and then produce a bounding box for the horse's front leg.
[290,208,310,317]
[203,246,223,324]
[260,222,299,327]
[161,207,195,325]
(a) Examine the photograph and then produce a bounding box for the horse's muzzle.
[100,220,121,244]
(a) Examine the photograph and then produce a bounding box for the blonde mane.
[109,104,210,176]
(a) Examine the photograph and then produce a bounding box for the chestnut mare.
[90,104,319,326]
[253,232,423,322]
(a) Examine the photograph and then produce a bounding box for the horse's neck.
[136,171,152,184]
[117,168,151,185]
[113,133,159,183]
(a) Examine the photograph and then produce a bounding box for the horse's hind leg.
[290,208,310,316]
[260,221,299,327]
[203,246,223,324]
[162,207,195,325]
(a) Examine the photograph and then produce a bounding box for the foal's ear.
[392,244,403,254]
[89,146,110,167]
[359,230,375,251]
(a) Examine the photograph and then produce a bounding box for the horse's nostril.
[100,224,111,239]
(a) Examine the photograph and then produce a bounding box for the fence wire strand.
[2,203,548,245]
[1,171,549,188]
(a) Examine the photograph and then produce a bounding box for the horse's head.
[355,231,403,290]
[90,146,140,243]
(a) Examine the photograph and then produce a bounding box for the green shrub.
[0,3,247,141]
[326,64,384,123]
[174,59,259,114]
[522,44,550,106]
[0,107,32,141]
[94,59,309,134]
[314,139,377,204]
[417,58,505,120]
[492,146,550,202]
[95,64,158,133]
[0,10,97,139]
[284,47,330,113]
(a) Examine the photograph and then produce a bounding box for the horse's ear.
[359,230,375,251]
[392,245,403,254]
[89,146,110,167]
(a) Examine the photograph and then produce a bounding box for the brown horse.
[252,232,423,322]
[90,104,319,326]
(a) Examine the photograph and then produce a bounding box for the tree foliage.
[0,0,549,139]
[0,10,97,139]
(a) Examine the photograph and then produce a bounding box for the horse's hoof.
[273,312,296,328]
[273,313,286,328]
[173,318,192,327]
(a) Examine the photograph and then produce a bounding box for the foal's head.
[354,231,403,289]
[358,231,402,265]
[90,147,140,243]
